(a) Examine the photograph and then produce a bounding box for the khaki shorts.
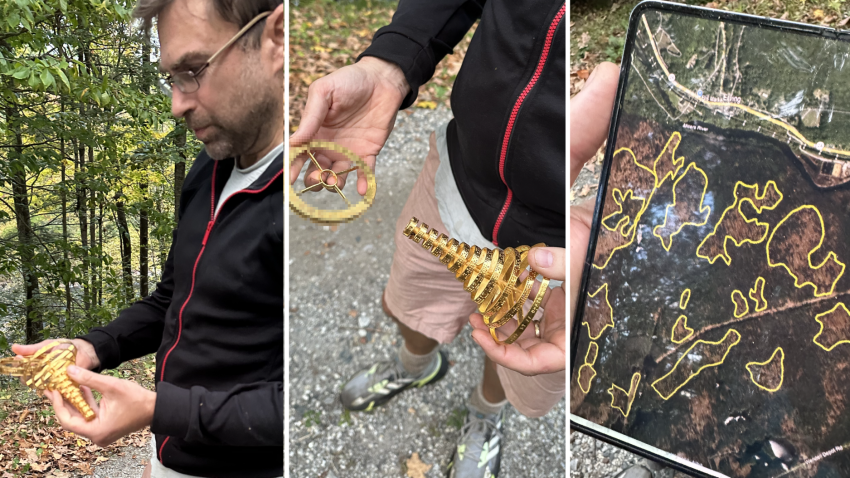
[384,131,565,418]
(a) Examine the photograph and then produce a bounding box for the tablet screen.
[571,5,850,477]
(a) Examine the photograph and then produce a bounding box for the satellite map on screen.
[572,9,850,478]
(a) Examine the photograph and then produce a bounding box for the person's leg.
[481,356,506,404]
[141,464,151,478]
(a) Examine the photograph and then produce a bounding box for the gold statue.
[0,341,96,421]
[288,141,377,224]
[403,217,549,344]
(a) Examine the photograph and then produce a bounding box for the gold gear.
[288,141,377,225]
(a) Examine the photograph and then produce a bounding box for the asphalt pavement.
[288,106,566,478]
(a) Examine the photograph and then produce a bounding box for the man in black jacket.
[13,1,284,477]
[291,1,565,477]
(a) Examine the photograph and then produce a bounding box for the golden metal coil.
[402,217,549,344]
[0,341,95,421]
[288,141,377,224]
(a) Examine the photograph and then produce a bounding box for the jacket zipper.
[490,3,565,246]
[158,162,283,463]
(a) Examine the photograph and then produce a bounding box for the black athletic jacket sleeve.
[359,0,485,108]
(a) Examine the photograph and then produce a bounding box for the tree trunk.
[75,139,89,314]
[60,102,72,326]
[115,197,133,304]
[7,105,42,343]
[97,198,104,308]
[88,145,97,307]
[140,182,149,297]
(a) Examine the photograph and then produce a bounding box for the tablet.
[570,2,850,477]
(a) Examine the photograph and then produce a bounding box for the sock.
[468,382,508,415]
[398,343,438,376]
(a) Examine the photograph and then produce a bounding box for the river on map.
[573,113,850,478]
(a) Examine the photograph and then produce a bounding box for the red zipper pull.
[202,220,214,245]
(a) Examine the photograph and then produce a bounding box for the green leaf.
[59,0,68,13]
[11,67,29,79]
[56,68,70,91]
[40,69,54,88]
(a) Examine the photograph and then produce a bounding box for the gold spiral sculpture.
[288,141,377,224]
[0,341,95,421]
[403,217,549,344]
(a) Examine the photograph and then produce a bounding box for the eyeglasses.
[159,11,272,97]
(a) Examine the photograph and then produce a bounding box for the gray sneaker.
[446,406,505,478]
[340,350,449,411]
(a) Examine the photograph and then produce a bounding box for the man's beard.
[188,84,280,161]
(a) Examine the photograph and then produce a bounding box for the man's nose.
[171,88,195,119]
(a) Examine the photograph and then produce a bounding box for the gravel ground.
[288,106,566,478]
[90,443,149,478]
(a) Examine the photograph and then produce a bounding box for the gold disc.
[288,141,377,225]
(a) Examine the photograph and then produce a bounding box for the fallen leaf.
[405,452,432,478]
[415,100,437,109]
[349,310,357,318]
[780,12,789,20]
[24,447,38,462]
[570,190,576,202]
[579,185,591,197]
[838,16,850,27]
[408,408,416,414]
[576,69,590,80]
[19,409,29,422]
[578,32,590,48]
[706,2,718,8]
[813,9,824,20]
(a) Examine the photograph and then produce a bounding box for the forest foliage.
[0,0,202,347]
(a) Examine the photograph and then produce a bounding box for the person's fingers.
[45,389,83,429]
[80,385,100,415]
[66,366,112,392]
[570,200,595,322]
[570,62,620,186]
[357,155,376,196]
[11,340,52,357]
[291,79,331,147]
[528,247,566,282]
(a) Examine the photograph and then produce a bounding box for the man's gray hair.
[133,0,282,47]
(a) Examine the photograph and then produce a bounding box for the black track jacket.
[360,0,566,248]
[80,149,284,477]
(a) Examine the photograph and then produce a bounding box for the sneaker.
[340,350,449,411]
[446,406,505,478]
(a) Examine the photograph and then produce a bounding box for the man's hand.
[290,56,410,196]
[44,365,155,447]
[569,62,620,325]
[12,338,100,371]
[469,246,567,376]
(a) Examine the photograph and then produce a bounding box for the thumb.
[291,80,331,147]
[527,246,566,282]
[66,366,110,391]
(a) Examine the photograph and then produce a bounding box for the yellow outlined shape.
[748,277,767,312]
[671,315,694,344]
[601,188,646,237]
[577,341,599,394]
[608,372,642,418]
[696,181,783,266]
[583,284,615,340]
[594,132,685,270]
[651,329,741,400]
[766,205,845,298]
[652,162,711,252]
[679,289,691,309]
[731,290,749,318]
[745,347,784,392]
[813,303,850,351]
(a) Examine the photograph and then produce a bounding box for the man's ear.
[263,4,284,78]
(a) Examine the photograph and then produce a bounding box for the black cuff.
[75,329,119,373]
[151,381,192,439]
